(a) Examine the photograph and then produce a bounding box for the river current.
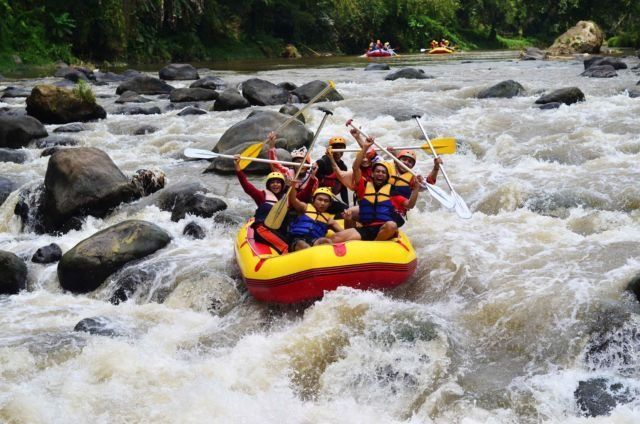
[1,51,640,423]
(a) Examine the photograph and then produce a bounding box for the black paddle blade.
[317,106,334,115]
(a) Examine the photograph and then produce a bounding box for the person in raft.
[332,137,424,242]
[266,131,317,202]
[314,136,350,213]
[286,184,344,252]
[234,157,292,254]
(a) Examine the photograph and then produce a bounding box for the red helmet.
[398,149,417,162]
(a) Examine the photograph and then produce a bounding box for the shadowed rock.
[26,85,106,124]
[0,176,12,206]
[133,125,158,135]
[292,80,344,102]
[177,106,207,116]
[54,123,86,133]
[58,219,171,293]
[212,89,251,111]
[170,193,227,222]
[31,243,62,263]
[477,80,525,98]
[115,90,153,104]
[575,378,633,417]
[584,56,628,70]
[278,104,305,123]
[159,64,199,80]
[183,221,205,239]
[520,47,547,60]
[35,135,77,149]
[170,88,218,103]
[0,250,27,294]
[365,63,391,71]
[0,115,48,148]
[581,64,617,78]
[74,316,125,337]
[535,87,585,105]
[190,76,226,90]
[115,106,161,115]
[241,78,290,105]
[385,68,432,81]
[0,148,27,163]
[116,75,174,95]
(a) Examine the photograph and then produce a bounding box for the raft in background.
[427,47,455,54]
[235,219,417,303]
[365,49,394,57]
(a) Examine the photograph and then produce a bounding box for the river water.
[1,51,640,423]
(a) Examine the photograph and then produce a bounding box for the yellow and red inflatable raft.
[235,219,417,303]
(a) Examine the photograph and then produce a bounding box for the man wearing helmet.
[314,136,350,209]
[286,184,345,252]
[266,131,317,202]
[332,137,424,242]
[234,156,300,254]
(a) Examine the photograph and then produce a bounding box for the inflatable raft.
[365,49,394,57]
[235,219,417,303]
[427,47,454,54]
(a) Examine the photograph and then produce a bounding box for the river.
[1,51,640,423]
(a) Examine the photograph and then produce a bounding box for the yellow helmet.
[266,172,285,184]
[329,136,347,147]
[372,161,393,179]
[313,187,334,199]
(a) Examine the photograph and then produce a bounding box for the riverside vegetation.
[1,0,640,73]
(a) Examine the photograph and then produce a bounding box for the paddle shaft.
[413,117,455,191]
[184,148,311,168]
[332,144,439,153]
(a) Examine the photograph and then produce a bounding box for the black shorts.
[356,225,383,241]
[289,235,316,251]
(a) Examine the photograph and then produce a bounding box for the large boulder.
[205,145,291,175]
[535,87,585,105]
[115,75,174,95]
[190,76,226,91]
[0,115,48,148]
[0,148,27,163]
[548,21,604,56]
[151,181,208,212]
[385,68,432,81]
[57,220,171,293]
[169,88,218,103]
[279,104,305,123]
[212,89,251,111]
[169,193,227,222]
[26,85,106,124]
[520,47,548,60]
[159,64,199,80]
[213,110,312,153]
[0,176,12,206]
[241,78,290,105]
[584,56,628,70]
[0,251,27,294]
[292,80,344,102]
[477,80,525,99]
[32,243,63,264]
[115,91,153,104]
[41,147,140,233]
[580,65,618,78]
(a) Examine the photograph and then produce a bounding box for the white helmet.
[291,146,308,159]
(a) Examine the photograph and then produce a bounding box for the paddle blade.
[264,194,289,229]
[184,148,217,159]
[239,142,264,170]
[423,183,455,209]
[453,191,472,219]
[421,137,457,155]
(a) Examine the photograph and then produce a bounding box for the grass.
[73,80,96,104]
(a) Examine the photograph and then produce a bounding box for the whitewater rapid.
[1,52,640,423]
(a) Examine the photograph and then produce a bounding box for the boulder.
[0,176,12,206]
[115,90,153,104]
[177,106,207,116]
[62,69,90,83]
[277,82,298,91]
[190,76,226,91]
[1,87,31,98]
[41,147,140,233]
[537,102,562,110]
[292,80,344,102]
[385,68,432,81]
[170,193,227,222]
[40,147,65,157]
[35,135,78,149]
[133,125,158,135]
[628,87,640,98]
[55,66,93,80]
[0,251,27,294]
[575,378,633,417]
[0,148,27,163]
[214,110,312,154]
[54,123,86,133]
[14,183,46,233]
[548,21,604,56]
[130,169,165,197]
[115,106,161,115]
[535,87,585,105]
[115,75,174,95]
[169,88,218,103]
[58,219,171,293]
[183,221,205,239]
[151,181,208,210]
[159,64,199,81]
[31,243,62,263]
[584,56,628,70]
[626,273,640,302]
[520,47,548,60]
[212,89,251,111]
[26,85,106,124]
[365,63,391,71]
[93,71,127,83]
[477,80,525,99]
[206,145,291,175]
[74,316,124,337]
[213,212,244,226]
[580,64,618,78]
[241,78,290,105]
[279,104,305,123]
[0,115,48,148]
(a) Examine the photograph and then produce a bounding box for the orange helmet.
[398,149,417,162]
[329,136,347,147]
[365,147,377,160]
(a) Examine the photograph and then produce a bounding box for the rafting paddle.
[331,137,456,156]
[346,119,456,210]
[413,115,472,219]
[184,148,312,168]
[240,81,337,167]
[264,107,334,230]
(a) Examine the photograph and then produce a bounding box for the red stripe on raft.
[243,259,417,303]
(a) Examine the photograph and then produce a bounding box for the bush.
[73,80,96,104]
[607,34,640,47]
